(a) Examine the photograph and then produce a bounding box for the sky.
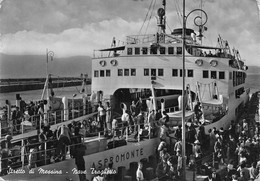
[0,0,260,66]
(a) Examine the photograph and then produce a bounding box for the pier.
[0,77,91,93]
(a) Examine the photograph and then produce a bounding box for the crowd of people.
[151,113,260,181]
[1,94,260,181]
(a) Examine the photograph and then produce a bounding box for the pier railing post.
[54,111,57,125]
[126,126,128,141]
[44,141,47,165]
[138,124,140,142]
[148,124,151,139]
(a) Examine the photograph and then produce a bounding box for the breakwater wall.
[0,78,91,93]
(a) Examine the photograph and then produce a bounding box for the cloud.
[0,0,260,66]
[1,17,146,57]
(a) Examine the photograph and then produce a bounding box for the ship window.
[160,47,165,54]
[168,47,174,54]
[177,47,182,55]
[150,47,157,54]
[131,69,136,76]
[180,69,185,77]
[127,48,132,55]
[203,70,209,78]
[188,69,193,77]
[124,69,129,76]
[229,72,232,80]
[135,47,140,55]
[142,47,148,55]
[106,70,110,77]
[158,69,164,76]
[94,70,99,77]
[219,71,225,79]
[144,69,149,76]
[118,69,123,76]
[172,69,178,77]
[100,70,105,77]
[151,69,156,76]
[211,71,217,79]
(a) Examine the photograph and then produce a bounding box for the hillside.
[0,53,92,79]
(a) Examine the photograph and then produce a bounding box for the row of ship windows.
[127,46,183,55]
[94,69,226,80]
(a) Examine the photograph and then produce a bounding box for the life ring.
[110,59,118,66]
[195,59,203,66]
[210,60,218,67]
[100,60,106,67]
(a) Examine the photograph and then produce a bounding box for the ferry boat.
[0,0,250,180]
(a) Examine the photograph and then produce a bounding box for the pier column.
[15,94,21,108]
[129,162,138,180]
[62,97,69,121]
[117,166,126,181]
[83,96,87,115]
[5,100,12,135]
[44,101,48,126]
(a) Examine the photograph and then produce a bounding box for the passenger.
[214,137,224,165]
[111,116,119,139]
[12,106,22,133]
[28,148,37,170]
[248,162,258,180]
[166,156,178,180]
[242,119,249,136]
[134,111,145,140]
[156,152,169,181]
[174,125,182,140]
[136,162,145,181]
[130,100,137,117]
[105,102,111,132]
[0,148,9,175]
[147,110,156,137]
[194,140,202,174]
[176,150,183,177]
[97,101,106,133]
[159,122,170,145]
[174,139,182,154]
[194,102,203,121]
[210,169,221,181]
[136,97,146,113]
[55,125,71,161]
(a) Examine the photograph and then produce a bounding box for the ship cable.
[138,0,155,35]
[145,0,157,35]
[174,0,182,26]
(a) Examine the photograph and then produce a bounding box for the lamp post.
[182,1,208,180]
[46,49,54,100]
[72,94,77,119]
[41,49,54,100]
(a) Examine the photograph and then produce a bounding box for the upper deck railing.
[126,34,156,44]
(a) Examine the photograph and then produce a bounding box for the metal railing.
[0,117,158,175]
[0,102,96,139]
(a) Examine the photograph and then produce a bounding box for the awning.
[99,46,125,51]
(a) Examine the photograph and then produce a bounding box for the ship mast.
[157,0,166,43]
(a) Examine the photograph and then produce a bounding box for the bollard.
[148,155,157,170]
[117,166,126,181]
[140,158,148,179]
[146,167,154,180]
[124,175,132,181]
[130,162,138,181]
